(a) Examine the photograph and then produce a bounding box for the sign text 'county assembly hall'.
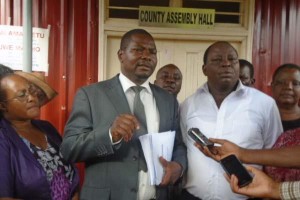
[139,6,215,28]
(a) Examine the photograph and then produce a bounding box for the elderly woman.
[0,66,79,200]
[271,63,300,131]
[264,63,300,181]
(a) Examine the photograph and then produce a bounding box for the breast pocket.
[184,115,216,139]
[223,115,262,148]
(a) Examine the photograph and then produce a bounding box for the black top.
[282,118,300,132]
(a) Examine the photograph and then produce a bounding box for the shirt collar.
[119,73,152,94]
[200,80,246,96]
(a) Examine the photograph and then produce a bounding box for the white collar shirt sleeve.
[180,81,283,200]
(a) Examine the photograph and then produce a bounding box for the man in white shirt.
[180,41,283,200]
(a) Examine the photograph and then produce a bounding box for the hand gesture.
[195,138,243,162]
[159,156,182,187]
[226,165,280,199]
[111,114,140,142]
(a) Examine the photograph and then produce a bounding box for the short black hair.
[0,64,14,76]
[203,41,238,65]
[0,64,14,101]
[120,29,154,50]
[0,64,15,118]
[239,59,254,78]
[272,63,300,81]
[156,63,182,79]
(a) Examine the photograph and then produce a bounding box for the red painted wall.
[253,0,300,94]
[0,0,99,133]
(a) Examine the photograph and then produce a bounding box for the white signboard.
[0,25,50,73]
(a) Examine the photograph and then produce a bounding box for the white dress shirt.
[119,73,160,200]
[180,82,283,200]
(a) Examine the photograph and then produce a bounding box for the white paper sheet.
[139,131,175,185]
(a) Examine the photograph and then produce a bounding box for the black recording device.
[220,154,253,187]
[188,128,214,148]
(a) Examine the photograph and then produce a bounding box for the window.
[108,0,169,19]
[107,0,245,25]
[183,0,241,24]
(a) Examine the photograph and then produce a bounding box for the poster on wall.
[0,25,50,73]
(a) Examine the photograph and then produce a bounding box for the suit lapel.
[150,84,169,132]
[105,75,131,114]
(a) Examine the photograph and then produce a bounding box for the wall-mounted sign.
[139,6,215,29]
[0,25,50,73]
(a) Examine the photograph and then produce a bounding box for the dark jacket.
[61,75,187,200]
[0,119,79,200]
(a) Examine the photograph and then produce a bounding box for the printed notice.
[0,25,50,73]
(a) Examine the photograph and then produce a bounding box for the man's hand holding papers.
[139,131,182,185]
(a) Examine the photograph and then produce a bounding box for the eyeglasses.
[273,80,300,87]
[5,84,39,103]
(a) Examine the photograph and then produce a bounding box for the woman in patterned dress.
[0,65,79,200]
[264,63,300,182]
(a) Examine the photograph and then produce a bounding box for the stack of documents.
[139,131,175,185]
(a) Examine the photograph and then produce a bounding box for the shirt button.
[132,155,137,161]
[131,188,137,193]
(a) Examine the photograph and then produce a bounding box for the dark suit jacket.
[61,75,187,200]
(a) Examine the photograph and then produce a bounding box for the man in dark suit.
[61,29,187,200]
